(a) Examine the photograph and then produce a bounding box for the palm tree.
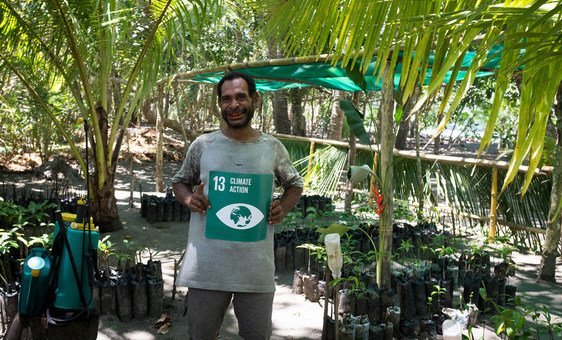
[255,0,562,283]
[0,0,220,231]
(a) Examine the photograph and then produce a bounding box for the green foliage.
[0,0,227,228]
[297,242,326,272]
[427,284,447,307]
[27,234,50,249]
[0,228,21,255]
[480,290,562,339]
[0,200,24,229]
[98,235,114,262]
[316,223,350,243]
[540,136,556,167]
[332,274,368,298]
[396,239,413,257]
[393,199,416,222]
[22,200,56,227]
[0,199,55,229]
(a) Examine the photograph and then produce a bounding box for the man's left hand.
[268,199,285,225]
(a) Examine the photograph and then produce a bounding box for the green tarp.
[180,46,502,92]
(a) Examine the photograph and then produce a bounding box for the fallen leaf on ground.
[157,323,171,334]
[155,312,172,329]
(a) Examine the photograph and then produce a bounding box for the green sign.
[206,171,273,242]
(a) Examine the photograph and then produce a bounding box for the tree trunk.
[344,136,357,213]
[415,109,425,220]
[290,88,306,136]
[395,111,410,150]
[434,111,443,154]
[90,104,122,232]
[328,90,345,140]
[273,90,291,133]
[538,82,562,282]
[395,86,421,150]
[257,92,265,132]
[91,172,122,232]
[344,131,357,213]
[210,85,220,122]
[377,61,396,290]
[410,86,425,220]
[143,99,199,142]
[344,93,360,212]
[268,43,291,134]
[155,86,170,193]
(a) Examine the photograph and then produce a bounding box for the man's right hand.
[186,182,210,213]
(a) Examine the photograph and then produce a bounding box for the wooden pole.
[172,259,178,301]
[305,141,316,190]
[370,151,379,196]
[273,133,552,176]
[334,286,340,340]
[322,261,331,340]
[488,167,499,243]
[376,59,396,289]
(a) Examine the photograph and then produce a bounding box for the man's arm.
[268,185,303,225]
[173,181,210,213]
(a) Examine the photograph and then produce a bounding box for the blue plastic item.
[52,220,99,311]
[19,248,52,316]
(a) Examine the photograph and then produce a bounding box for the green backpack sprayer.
[18,119,100,323]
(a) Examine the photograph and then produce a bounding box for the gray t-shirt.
[172,130,303,293]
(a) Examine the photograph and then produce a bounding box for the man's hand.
[186,183,210,213]
[269,186,303,225]
[268,199,285,225]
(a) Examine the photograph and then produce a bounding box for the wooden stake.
[322,262,330,339]
[172,259,178,301]
[489,167,499,243]
[334,286,339,340]
[305,142,316,190]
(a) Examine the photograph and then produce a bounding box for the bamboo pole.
[168,37,491,86]
[489,167,499,243]
[370,151,379,196]
[305,142,316,190]
[273,133,553,175]
[376,60,395,290]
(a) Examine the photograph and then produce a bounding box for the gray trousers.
[187,288,274,340]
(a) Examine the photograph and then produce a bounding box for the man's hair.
[217,72,257,98]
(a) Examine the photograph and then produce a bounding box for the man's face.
[219,78,256,129]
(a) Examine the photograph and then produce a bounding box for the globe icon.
[230,205,253,228]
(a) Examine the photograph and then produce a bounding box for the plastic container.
[324,233,343,279]
[19,248,52,316]
[52,220,99,311]
[442,319,462,340]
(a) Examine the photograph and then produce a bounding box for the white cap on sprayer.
[324,233,343,279]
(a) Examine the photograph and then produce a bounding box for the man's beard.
[222,107,254,128]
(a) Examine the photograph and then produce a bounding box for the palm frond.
[281,136,549,249]
[258,0,562,194]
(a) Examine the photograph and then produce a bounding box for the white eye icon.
[215,203,265,230]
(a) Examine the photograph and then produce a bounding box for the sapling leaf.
[316,223,350,243]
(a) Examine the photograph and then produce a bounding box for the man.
[172,72,303,339]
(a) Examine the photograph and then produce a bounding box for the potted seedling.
[428,284,449,335]
[296,243,325,302]
[21,200,56,236]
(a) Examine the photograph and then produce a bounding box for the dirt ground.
[94,160,327,340]
[1,127,561,339]
[97,159,562,340]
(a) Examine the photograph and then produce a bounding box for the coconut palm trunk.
[290,88,306,136]
[377,61,396,289]
[538,83,562,282]
[0,0,221,231]
[328,90,345,140]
